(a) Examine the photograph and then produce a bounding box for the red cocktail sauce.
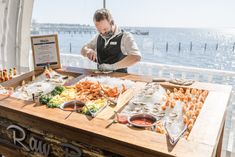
[131,118,153,125]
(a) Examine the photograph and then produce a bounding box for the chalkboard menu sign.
[31,34,61,70]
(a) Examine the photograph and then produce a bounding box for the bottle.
[9,68,13,79]
[3,69,9,81]
[44,66,51,78]
[0,70,3,82]
[47,63,52,72]
[13,67,17,76]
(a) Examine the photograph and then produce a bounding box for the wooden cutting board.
[96,82,146,120]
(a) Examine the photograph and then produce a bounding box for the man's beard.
[102,28,114,39]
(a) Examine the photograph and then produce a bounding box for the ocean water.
[36,27,235,71]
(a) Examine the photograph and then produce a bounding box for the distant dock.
[31,23,96,34]
[124,28,149,35]
[31,22,149,36]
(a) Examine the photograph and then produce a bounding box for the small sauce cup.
[114,111,128,124]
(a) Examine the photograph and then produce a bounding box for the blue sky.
[32,0,235,28]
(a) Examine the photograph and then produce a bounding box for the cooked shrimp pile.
[75,81,126,102]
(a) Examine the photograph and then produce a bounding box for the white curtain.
[0,0,9,70]
[0,0,34,73]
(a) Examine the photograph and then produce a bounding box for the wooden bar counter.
[0,67,232,157]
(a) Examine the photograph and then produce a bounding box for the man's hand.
[98,63,117,71]
[86,49,97,62]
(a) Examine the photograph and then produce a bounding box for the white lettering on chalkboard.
[6,124,83,157]
[29,136,50,156]
[7,125,30,151]
[61,143,82,157]
[7,125,50,157]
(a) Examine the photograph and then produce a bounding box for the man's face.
[95,20,113,38]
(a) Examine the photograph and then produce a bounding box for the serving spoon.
[99,90,117,106]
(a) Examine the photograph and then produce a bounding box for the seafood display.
[75,81,119,102]
[0,85,13,96]
[75,76,135,104]
[39,76,135,117]
[3,67,209,135]
[120,82,209,140]
[121,83,166,116]
[11,69,73,101]
[79,76,134,92]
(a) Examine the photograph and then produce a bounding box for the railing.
[60,53,235,153]
[60,53,235,83]
[157,42,235,52]
[60,41,235,54]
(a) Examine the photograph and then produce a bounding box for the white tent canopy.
[0,0,34,72]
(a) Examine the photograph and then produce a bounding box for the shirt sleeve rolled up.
[81,35,98,56]
[121,32,141,57]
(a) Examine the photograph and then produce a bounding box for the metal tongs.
[63,100,98,118]
[83,102,100,118]
[164,122,187,146]
[99,90,117,106]
[84,100,110,118]
[152,78,195,86]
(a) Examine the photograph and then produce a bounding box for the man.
[81,8,141,73]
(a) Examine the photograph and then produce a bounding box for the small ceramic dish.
[128,113,157,128]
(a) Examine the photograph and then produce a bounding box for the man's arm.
[98,55,140,71]
[115,55,141,69]
[81,35,98,62]
[115,32,141,68]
